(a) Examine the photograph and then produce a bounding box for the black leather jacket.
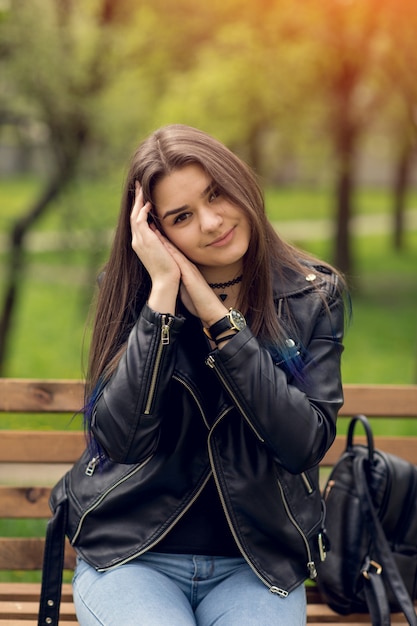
[88,263,345,596]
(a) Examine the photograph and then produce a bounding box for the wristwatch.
[204,308,246,340]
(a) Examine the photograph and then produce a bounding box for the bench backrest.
[1,378,417,573]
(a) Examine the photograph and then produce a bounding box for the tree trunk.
[392,141,413,251]
[0,172,71,374]
[334,158,354,278]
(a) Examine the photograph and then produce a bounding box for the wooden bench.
[1,378,417,625]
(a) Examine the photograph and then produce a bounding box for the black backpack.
[319,414,417,625]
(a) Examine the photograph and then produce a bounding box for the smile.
[207,228,235,247]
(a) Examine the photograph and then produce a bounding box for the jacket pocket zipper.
[205,354,265,443]
[72,454,154,544]
[98,471,213,572]
[301,471,314,494]
[276,475,317,580]
[207,420,288,597]
[144,315,173,415]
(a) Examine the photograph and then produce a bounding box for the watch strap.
[214,333,237,346]
[207,315,233,340]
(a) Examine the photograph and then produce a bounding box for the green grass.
[1,177,416,387]
[0,174,122,232]
[2,175,417,231]
[1,172,416,390]
[265,185,417,222]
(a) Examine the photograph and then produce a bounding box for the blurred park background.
[0,0,417,399]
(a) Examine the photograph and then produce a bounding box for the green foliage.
[1,178,416,387]
[304,232,417,385]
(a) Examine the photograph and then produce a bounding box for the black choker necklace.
[208,275,243,302]
[208,275,243,290]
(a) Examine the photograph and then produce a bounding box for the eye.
[208,187,221,203]
[173,211,191,225]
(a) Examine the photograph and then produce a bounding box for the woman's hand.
[130,183,180,313]
[131,183,226,325]
[159,236,228,327]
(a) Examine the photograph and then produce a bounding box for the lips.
[208,227,235,247]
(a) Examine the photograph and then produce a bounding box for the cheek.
[163,229,193,255]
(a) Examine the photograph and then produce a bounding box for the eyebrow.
[160,181,216,220]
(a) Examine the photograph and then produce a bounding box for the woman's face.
[152,164,251,275]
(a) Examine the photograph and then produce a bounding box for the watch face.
[229,309,246,331]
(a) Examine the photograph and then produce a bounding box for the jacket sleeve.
[207,283,345,474]
[91,304,185,463]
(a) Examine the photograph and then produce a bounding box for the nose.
[199,206,223,233]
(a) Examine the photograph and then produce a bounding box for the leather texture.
[39,263,345,623]
[319,414,417,625]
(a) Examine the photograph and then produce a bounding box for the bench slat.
[0,379,84,413]
[1,432,416,469]
[341,384,417,417]
[0,601,77,620]
[0,378,84,413]
[0,539,76,570]
[0,487,51,518]
[0,582,73,602]
[0,622,78,625]
[0,432,85,464]
[322,436,417,466]
[0,622,78,626]
[0,539,44,570]
[2,380,417,417]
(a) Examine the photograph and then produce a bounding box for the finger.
[130,182,142,219]
[131,185,152,228]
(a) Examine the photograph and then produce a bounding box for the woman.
[73,124,346,626]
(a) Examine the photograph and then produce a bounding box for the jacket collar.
[271,261,327,300]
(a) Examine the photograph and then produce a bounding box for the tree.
[306,0,387,277]
[0,0,145,373]
[378,0,417,250]
[147,0,317,178]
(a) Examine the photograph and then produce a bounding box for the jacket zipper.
[144,315,173,415]
[97,471,212,571]
[207,414,288,597]
[85,457,99,476]
[81,368,214,571]
[205,354,265,444]
[72,454,154,544]
[301,471,313,494]
[172,375,210,430]
[276,476,317,580]
[100,372,214,570]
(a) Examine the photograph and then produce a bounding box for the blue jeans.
[73,553,306,625]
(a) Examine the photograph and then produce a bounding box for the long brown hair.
[86,124,344,398]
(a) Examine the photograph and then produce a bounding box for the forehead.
[153,164,211,213]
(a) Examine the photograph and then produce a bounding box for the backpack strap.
[353,455,417,626]
[37,499,68,626]
[362,556,391,626]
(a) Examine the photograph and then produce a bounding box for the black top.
[151,476,240,557]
